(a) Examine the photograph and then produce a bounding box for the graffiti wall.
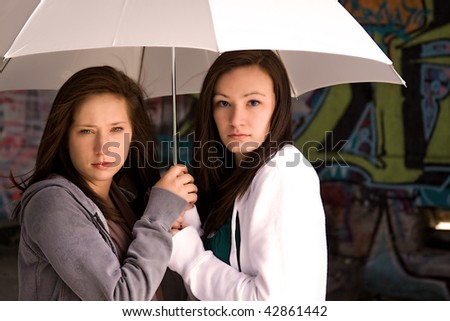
[0,0,448,299]
[307,0,450,299]
[0,91,56,220]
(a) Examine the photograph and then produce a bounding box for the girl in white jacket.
[169,50,328,301]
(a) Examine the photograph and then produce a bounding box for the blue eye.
[249,100,259,107]
[217,101,230,107]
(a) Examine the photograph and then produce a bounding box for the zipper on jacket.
[91,213,120,258]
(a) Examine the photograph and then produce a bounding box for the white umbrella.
[3,0,405,94]
[0,0,39,58]
[1,0,406,161]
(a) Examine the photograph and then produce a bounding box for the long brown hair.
[193,50,293,237]
[10,66,160,221]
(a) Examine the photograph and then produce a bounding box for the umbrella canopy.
[0,0,39,57]
[2,0,405,97]
[1,0,406,163]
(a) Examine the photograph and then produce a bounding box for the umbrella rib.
[274,50,298,98]
[0,58,11,73]
[138,47,145,85]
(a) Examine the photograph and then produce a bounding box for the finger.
[183,183,198,194]
[172,220,183,229]
[184,203,194,211]
[165,164,188,178]
[174,164,188,176]
[176,173,194,185]
[185,193,198,204]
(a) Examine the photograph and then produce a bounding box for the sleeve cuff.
[168,226,205,276]
[144,187,187,230]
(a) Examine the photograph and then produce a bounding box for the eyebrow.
[214,91,266,98]
[72,121,127,127]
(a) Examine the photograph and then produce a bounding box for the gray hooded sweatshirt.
[17,175,186,300]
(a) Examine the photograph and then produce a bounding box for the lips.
[228,133,249,139]
[92,161,114,169]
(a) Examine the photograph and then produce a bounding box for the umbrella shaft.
[172,47,178,165]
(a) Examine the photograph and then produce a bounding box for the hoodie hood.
[20,175,100,223]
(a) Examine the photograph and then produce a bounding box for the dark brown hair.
[11,66,160,221]
[193,50,293,237]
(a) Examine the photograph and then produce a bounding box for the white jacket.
[169,144,328,300]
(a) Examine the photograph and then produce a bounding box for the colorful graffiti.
[308,0,450,299]
[0,91,56,220]
[295,0,449,192]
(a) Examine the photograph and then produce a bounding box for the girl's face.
[213,65,275,163]
[68,93,132,195]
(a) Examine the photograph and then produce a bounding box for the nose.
[94,132,107,155]
[229,105,245,128]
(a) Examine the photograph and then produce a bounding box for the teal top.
[203,214,241,270]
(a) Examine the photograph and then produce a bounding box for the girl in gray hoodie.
[10,66,197,300]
